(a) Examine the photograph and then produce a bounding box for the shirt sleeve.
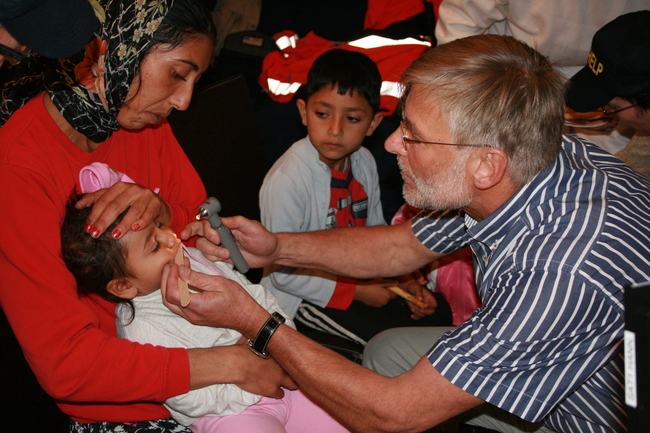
[427,265,623,423]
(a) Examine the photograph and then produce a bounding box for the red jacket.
[259,31,431,116]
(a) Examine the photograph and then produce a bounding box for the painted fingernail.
[90,227,100,238]
[84,223,92,233]
[111,229,122,239]
[132,223,140,231]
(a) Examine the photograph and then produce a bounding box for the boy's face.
[297,85,383,171]
[119,221,181,296]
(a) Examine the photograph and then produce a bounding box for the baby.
[60,165,349,433]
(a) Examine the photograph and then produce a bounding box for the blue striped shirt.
[413,135,650,433]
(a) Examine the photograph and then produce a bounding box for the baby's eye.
[152,242,161,253]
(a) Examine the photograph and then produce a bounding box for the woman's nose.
[170,82,194,112]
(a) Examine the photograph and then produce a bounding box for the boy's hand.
[399,279,438,320]
[354,279,398,308]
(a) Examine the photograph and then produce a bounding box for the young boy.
[259,49,452,345]
[60,192,350,433]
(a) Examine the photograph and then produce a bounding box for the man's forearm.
[263,323,482,433]
[273,223,439,279]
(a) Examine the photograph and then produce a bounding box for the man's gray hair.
[401,35,565,187]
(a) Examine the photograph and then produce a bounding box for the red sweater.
[0,94,207,423]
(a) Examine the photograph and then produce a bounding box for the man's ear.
[107,279,138,300]
[296,98,308,126]
[365,111,384,136]
[470,148,509,190]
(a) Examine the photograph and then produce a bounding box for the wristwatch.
[247,312,286,358]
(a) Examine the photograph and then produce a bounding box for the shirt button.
[482,255,489,262]
[492,242,499,249]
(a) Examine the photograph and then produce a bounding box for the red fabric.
[364,0,443,30]
[326,163,370,309]
[392,203,480,326]
[328,276,357,310]
[259,31,431,116]
[364,0,425,30]
[0,94,207,422]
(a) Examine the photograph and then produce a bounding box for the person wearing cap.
[0,0,98,66]
[567,10,650,179]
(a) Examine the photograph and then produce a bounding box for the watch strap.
[247,312,286,358]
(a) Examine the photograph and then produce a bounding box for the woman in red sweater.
[0,0,291,431]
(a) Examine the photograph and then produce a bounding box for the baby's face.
[119,221,181,296]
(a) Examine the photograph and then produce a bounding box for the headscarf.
[0,0,175,143]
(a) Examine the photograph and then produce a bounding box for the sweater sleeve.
[0,106,200,422]
[259,159,340,308]
[0,164,189,404]
[131,121,207,236]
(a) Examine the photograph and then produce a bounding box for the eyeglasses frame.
[0,43,31,63]
[400,122,492,151]
[602,103,638,116]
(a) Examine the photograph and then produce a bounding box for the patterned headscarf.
[0,0,175,143]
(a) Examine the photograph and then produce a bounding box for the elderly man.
[168,35,650,433]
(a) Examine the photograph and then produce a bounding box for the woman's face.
[116,35,213,130]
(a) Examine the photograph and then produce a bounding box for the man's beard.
[398,155,473,211]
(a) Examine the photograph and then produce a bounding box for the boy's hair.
[60,193,133,311]
[300,49,382,113]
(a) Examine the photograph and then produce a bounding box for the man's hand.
[76,182,171,239]
[182,216,280,268]
[161,261,271,337]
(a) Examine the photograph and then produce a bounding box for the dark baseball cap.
[566,10,650,112]
[0,0,99,59]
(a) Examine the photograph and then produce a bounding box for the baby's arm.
[117,249,293,426]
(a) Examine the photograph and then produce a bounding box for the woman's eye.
[172,71,187,81]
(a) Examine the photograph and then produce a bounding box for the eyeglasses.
[602,104,637,116]
[400,122,492,151]
[0,43,31,64]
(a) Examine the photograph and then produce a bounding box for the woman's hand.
[76,182,171,239]
[181,216,280,268]
[354,279,398,308]
[232,338,298,398]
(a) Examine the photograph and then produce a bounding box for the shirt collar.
[464,141,565,250]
